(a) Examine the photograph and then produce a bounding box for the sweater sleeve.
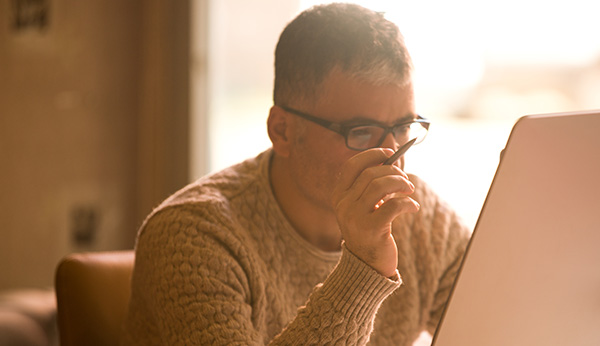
[125,205,401,346]
[271,245,401,345]
[125,206,264,345]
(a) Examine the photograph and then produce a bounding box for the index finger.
[332,148,408,202]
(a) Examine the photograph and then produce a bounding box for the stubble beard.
[290,139,339,214]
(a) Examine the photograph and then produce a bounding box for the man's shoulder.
[141,150,273,229]
[161,150,272,209]
[405,173,471,240]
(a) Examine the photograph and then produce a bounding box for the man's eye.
[395,124,410,133]
[349,127,376,137]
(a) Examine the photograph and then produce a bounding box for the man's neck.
[269,155,342,252]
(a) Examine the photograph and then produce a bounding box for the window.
[192,0,600,227]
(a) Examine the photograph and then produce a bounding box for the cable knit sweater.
[121,149,470,345]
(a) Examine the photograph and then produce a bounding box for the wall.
[0,0,192,290]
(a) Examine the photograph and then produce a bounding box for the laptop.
[431,110,600,346]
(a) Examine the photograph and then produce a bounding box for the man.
[122,3,470,345]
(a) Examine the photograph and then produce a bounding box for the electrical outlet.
[70,205,99,246]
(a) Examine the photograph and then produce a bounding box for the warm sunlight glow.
[196,0,600,227]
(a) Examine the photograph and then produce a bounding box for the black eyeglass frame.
[278,105,430,151]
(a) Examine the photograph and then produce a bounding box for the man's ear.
[267,106,292,158]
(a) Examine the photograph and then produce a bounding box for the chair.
[55,250,135,346]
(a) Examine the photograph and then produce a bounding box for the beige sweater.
[122,149,470,345]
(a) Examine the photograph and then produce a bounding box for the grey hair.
[273,3,413,107]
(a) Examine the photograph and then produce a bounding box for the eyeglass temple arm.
[278,105,345,134]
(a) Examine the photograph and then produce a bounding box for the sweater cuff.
[317,244,402,323]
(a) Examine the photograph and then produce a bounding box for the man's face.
[286,69,416,211]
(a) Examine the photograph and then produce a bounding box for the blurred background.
[203,0,600,229]
[0,0,599,342]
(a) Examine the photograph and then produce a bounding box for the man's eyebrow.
[395,114,418,123]
[341,113,417,126]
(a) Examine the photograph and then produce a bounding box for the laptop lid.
[431,110,600,346]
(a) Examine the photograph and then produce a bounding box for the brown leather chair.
[55,250,134,346]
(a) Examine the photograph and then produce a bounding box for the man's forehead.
[310,72,415,123]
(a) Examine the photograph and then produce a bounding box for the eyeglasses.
[279,105,430,151]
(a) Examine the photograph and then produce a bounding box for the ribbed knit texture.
[121,149,470,345]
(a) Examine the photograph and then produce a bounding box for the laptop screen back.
[432,110,600,346]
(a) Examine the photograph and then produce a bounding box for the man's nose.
[380,132,399,150]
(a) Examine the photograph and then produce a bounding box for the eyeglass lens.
[347,122,427,150]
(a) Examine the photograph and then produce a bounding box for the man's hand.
[332,148,420,278]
